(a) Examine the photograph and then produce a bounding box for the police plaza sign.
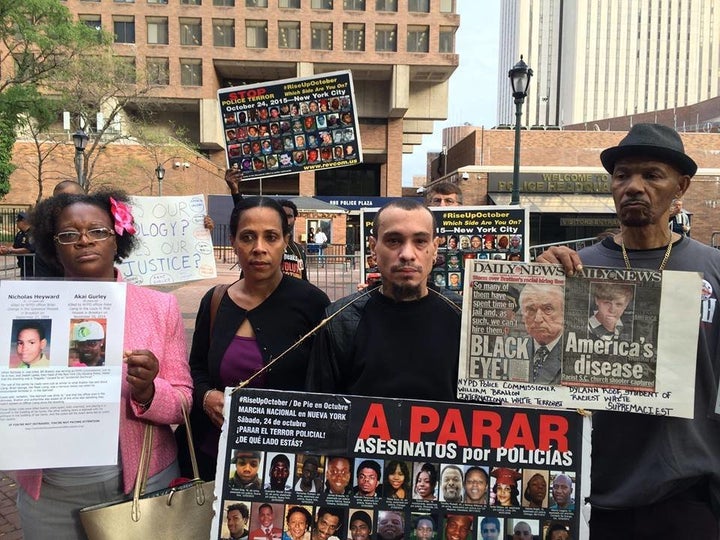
[488,172,611,194]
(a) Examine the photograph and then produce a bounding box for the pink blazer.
[17,279,193,499]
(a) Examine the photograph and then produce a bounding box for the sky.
[401,1,501,185]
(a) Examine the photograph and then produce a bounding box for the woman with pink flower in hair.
[19,188,192,540]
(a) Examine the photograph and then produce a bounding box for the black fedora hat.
[600,123,697,177]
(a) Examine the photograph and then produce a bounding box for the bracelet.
[133,395,153,410]
[203,389,215,413]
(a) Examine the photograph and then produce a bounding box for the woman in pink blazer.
[18,188,192,540]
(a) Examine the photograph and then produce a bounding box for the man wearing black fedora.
[539,123,720,538]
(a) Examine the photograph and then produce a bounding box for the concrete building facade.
[428,127,720,246]
[28,0,460,199]
[498,0,720,128]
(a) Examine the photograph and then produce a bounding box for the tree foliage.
[0,0,104,198]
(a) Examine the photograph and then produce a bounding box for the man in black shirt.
[307,199,462,401]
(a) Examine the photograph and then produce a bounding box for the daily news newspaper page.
[457,261,700,418]
[211,388,591,540]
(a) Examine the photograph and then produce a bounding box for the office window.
[180,58,202,86]
[79,15,102,31]
[279,0,300,7]
[181,0,201,4]
[344,0,364,10]
[311,22,332,50]
[113,16,135,43]
[375,24,396,52]
[116,56,136,84]
[408,0,429,12]
[343,23,364,51]
[246,0,268,5]
[12,53,35,80]
[147,0,168,4]
[312,0,333,9]
[147,57,169,85]
[213,19,235,47]
[246,20,268,48]
[439,26,455,53]
[114,0,135,3]
[214,0,234,5]
[180,18,202,46]
[407,25,428,52]
[278,21,300,49]
[147,17,169,45]
[439,0,453,12]
[375,0,396,10]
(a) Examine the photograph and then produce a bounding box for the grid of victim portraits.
[224,96,358,173]
[432,234,524,292]
[222,451,575,540]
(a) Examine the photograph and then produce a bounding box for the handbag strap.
[131,423,154,521]
[179,396,202,481]
[130,398,204,522]
[209,283,231,337]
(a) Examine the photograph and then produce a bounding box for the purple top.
[201,335,265,458]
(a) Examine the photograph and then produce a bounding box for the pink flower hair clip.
[109,197,137,236]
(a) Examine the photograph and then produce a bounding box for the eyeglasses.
[55,228,115,245]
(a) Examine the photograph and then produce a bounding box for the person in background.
[442,515,472,540]
[413,517,435,540]
[463,466,488,505]
[426,181,463,206]
[294,456,323,493]
[550,474,575,511]
[377,511,404,540]
[228,450,262,489]
[440,465,463,503]
[249,504,283,540]
[413,463,438,501]
[282,506,312,540]
[479,518,501,540]
[519,283,564,384]
[72,320,106,366]
[324,456,353,495]
[349,511,373,540]
[311,507,344,540]
[278,199,308,280]
[265,454,292,491]
[224,503,250,540]
[383,460,410,499]
[20,188,192,539]
[314,227,328,267]
[353,460,381,497]
[177,197,329,480]
[13,322,49,368]
[668,198,691,236]
[0,212,34,277]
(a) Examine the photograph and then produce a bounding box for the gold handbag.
[79,399,215,540]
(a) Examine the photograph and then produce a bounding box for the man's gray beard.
[444,492,462,502]
[386,282,423,301]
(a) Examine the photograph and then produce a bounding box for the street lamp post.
[508,56,533,205]
[155,164,165,196]
[72,129,89,190]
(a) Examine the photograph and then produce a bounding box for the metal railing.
[528,237,602,261]
[0,254,34,279]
